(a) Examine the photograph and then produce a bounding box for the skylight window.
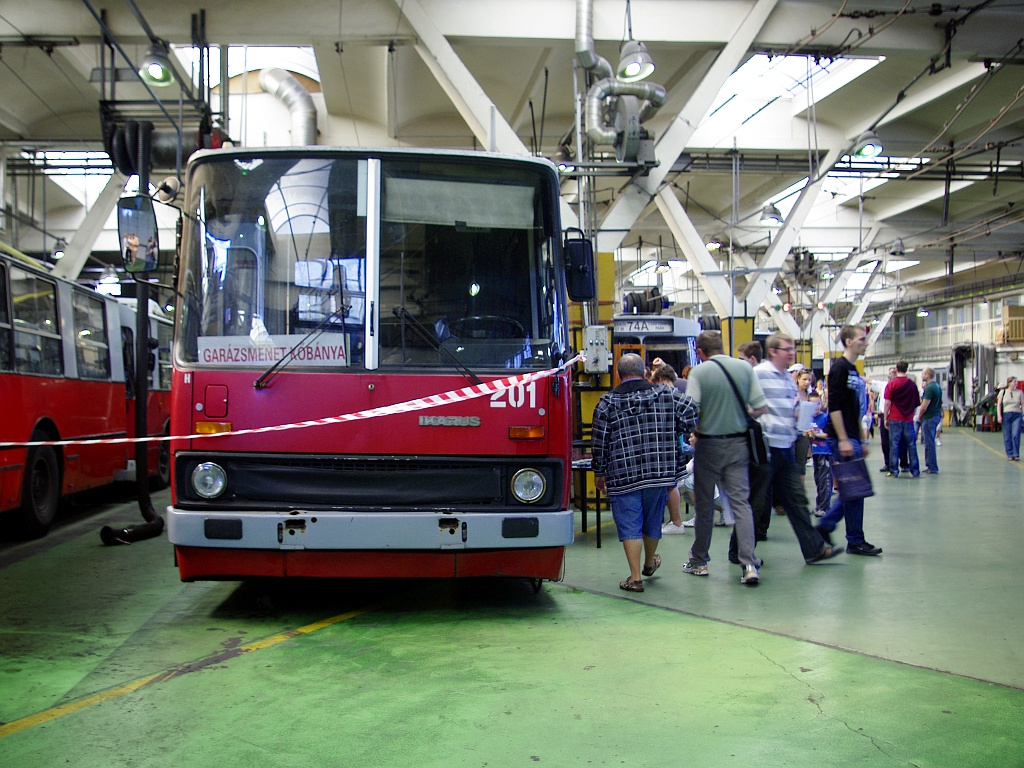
[708,53,884,121]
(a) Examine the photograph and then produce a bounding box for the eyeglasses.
[773,346,796,352]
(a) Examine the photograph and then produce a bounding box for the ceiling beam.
[398,0,527,154]
[875,62,990,129]
[51,172,126,281]
[0,104,30,137]
[867,180,975,221]
[740,145,844,308]
[653,186,736,319]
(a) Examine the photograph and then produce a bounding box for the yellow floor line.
[963,429,1022,464]
[0,608,367,739]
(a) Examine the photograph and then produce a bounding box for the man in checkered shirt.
[592,353,698,593]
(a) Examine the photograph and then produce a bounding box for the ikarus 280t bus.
[126,147,594,583]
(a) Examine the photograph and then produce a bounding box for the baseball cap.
[787,363,805,373]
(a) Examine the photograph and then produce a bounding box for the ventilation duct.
[258,67,317,146]
[574,0,665,161]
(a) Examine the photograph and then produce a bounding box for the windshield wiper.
[392,306,482,385]
[253,308,347,389]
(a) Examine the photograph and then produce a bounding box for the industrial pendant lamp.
[139,42,175,86]
[654,236,670,273]
[617,39,655,82]
[552,144,575,173]
[617,0,655,82]
[760,203,784,227]
[852,130,884,159]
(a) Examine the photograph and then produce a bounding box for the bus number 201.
[490,381,537,409]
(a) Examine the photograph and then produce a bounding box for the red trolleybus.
[158,148,593,582]
[0,244,172,537]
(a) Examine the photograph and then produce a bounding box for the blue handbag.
[833,457,874,502]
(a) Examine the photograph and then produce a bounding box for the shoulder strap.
[709,358,749,420]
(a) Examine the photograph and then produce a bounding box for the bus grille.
[174,452,562,512]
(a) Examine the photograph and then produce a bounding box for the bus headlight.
[192,462,227,499]
[510,468,546,504]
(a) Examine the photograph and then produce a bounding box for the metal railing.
[870,319,1003,358]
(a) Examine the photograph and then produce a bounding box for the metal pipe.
[575,0,613,80]
[584,78,666,145]
[258,68,317,146]
[575,0,665,149]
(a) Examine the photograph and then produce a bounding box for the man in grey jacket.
[592,353,698,593]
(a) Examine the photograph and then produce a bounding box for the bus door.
[612,343,644,387]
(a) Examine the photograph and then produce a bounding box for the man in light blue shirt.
[749,332,843,564]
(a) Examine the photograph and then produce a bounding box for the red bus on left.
[0,243,171,537]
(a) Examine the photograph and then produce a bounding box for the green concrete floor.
[1,427,1022,767]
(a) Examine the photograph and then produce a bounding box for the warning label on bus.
[198,335,348,367]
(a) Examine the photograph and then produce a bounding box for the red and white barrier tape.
[0,354,585,450]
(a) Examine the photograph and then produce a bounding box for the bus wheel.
[15,431,60,538]
[153,434,171,490]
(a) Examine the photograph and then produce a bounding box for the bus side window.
[10,267,62,376]
[72,291,112,380]
[0,263,11,371]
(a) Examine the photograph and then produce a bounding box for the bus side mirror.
[563,229,596,302]
[117,196,160,274]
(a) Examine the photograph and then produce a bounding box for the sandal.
[619,577,644,592]
[641,554,661,577]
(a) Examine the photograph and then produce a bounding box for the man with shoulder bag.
[683,331,767,585]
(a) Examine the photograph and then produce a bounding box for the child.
[807,391,833,517]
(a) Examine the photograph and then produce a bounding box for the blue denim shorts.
[610,486,669,541]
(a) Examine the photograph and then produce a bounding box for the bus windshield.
[178,151,567,373]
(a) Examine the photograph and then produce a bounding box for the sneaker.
[886,471,897,478]
[682,559,709,576]
[847,542,882,556]
[936,439,942,446]
[740,564,759,585]
[714,513,727,527]
[806,545,844,564]
[813,508,826,517]
[922,469,938,474]
[814,525,833,546]
[661,522,687,535]
[682,517,696,528]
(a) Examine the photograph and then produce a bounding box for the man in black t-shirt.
[816,325,883,556]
